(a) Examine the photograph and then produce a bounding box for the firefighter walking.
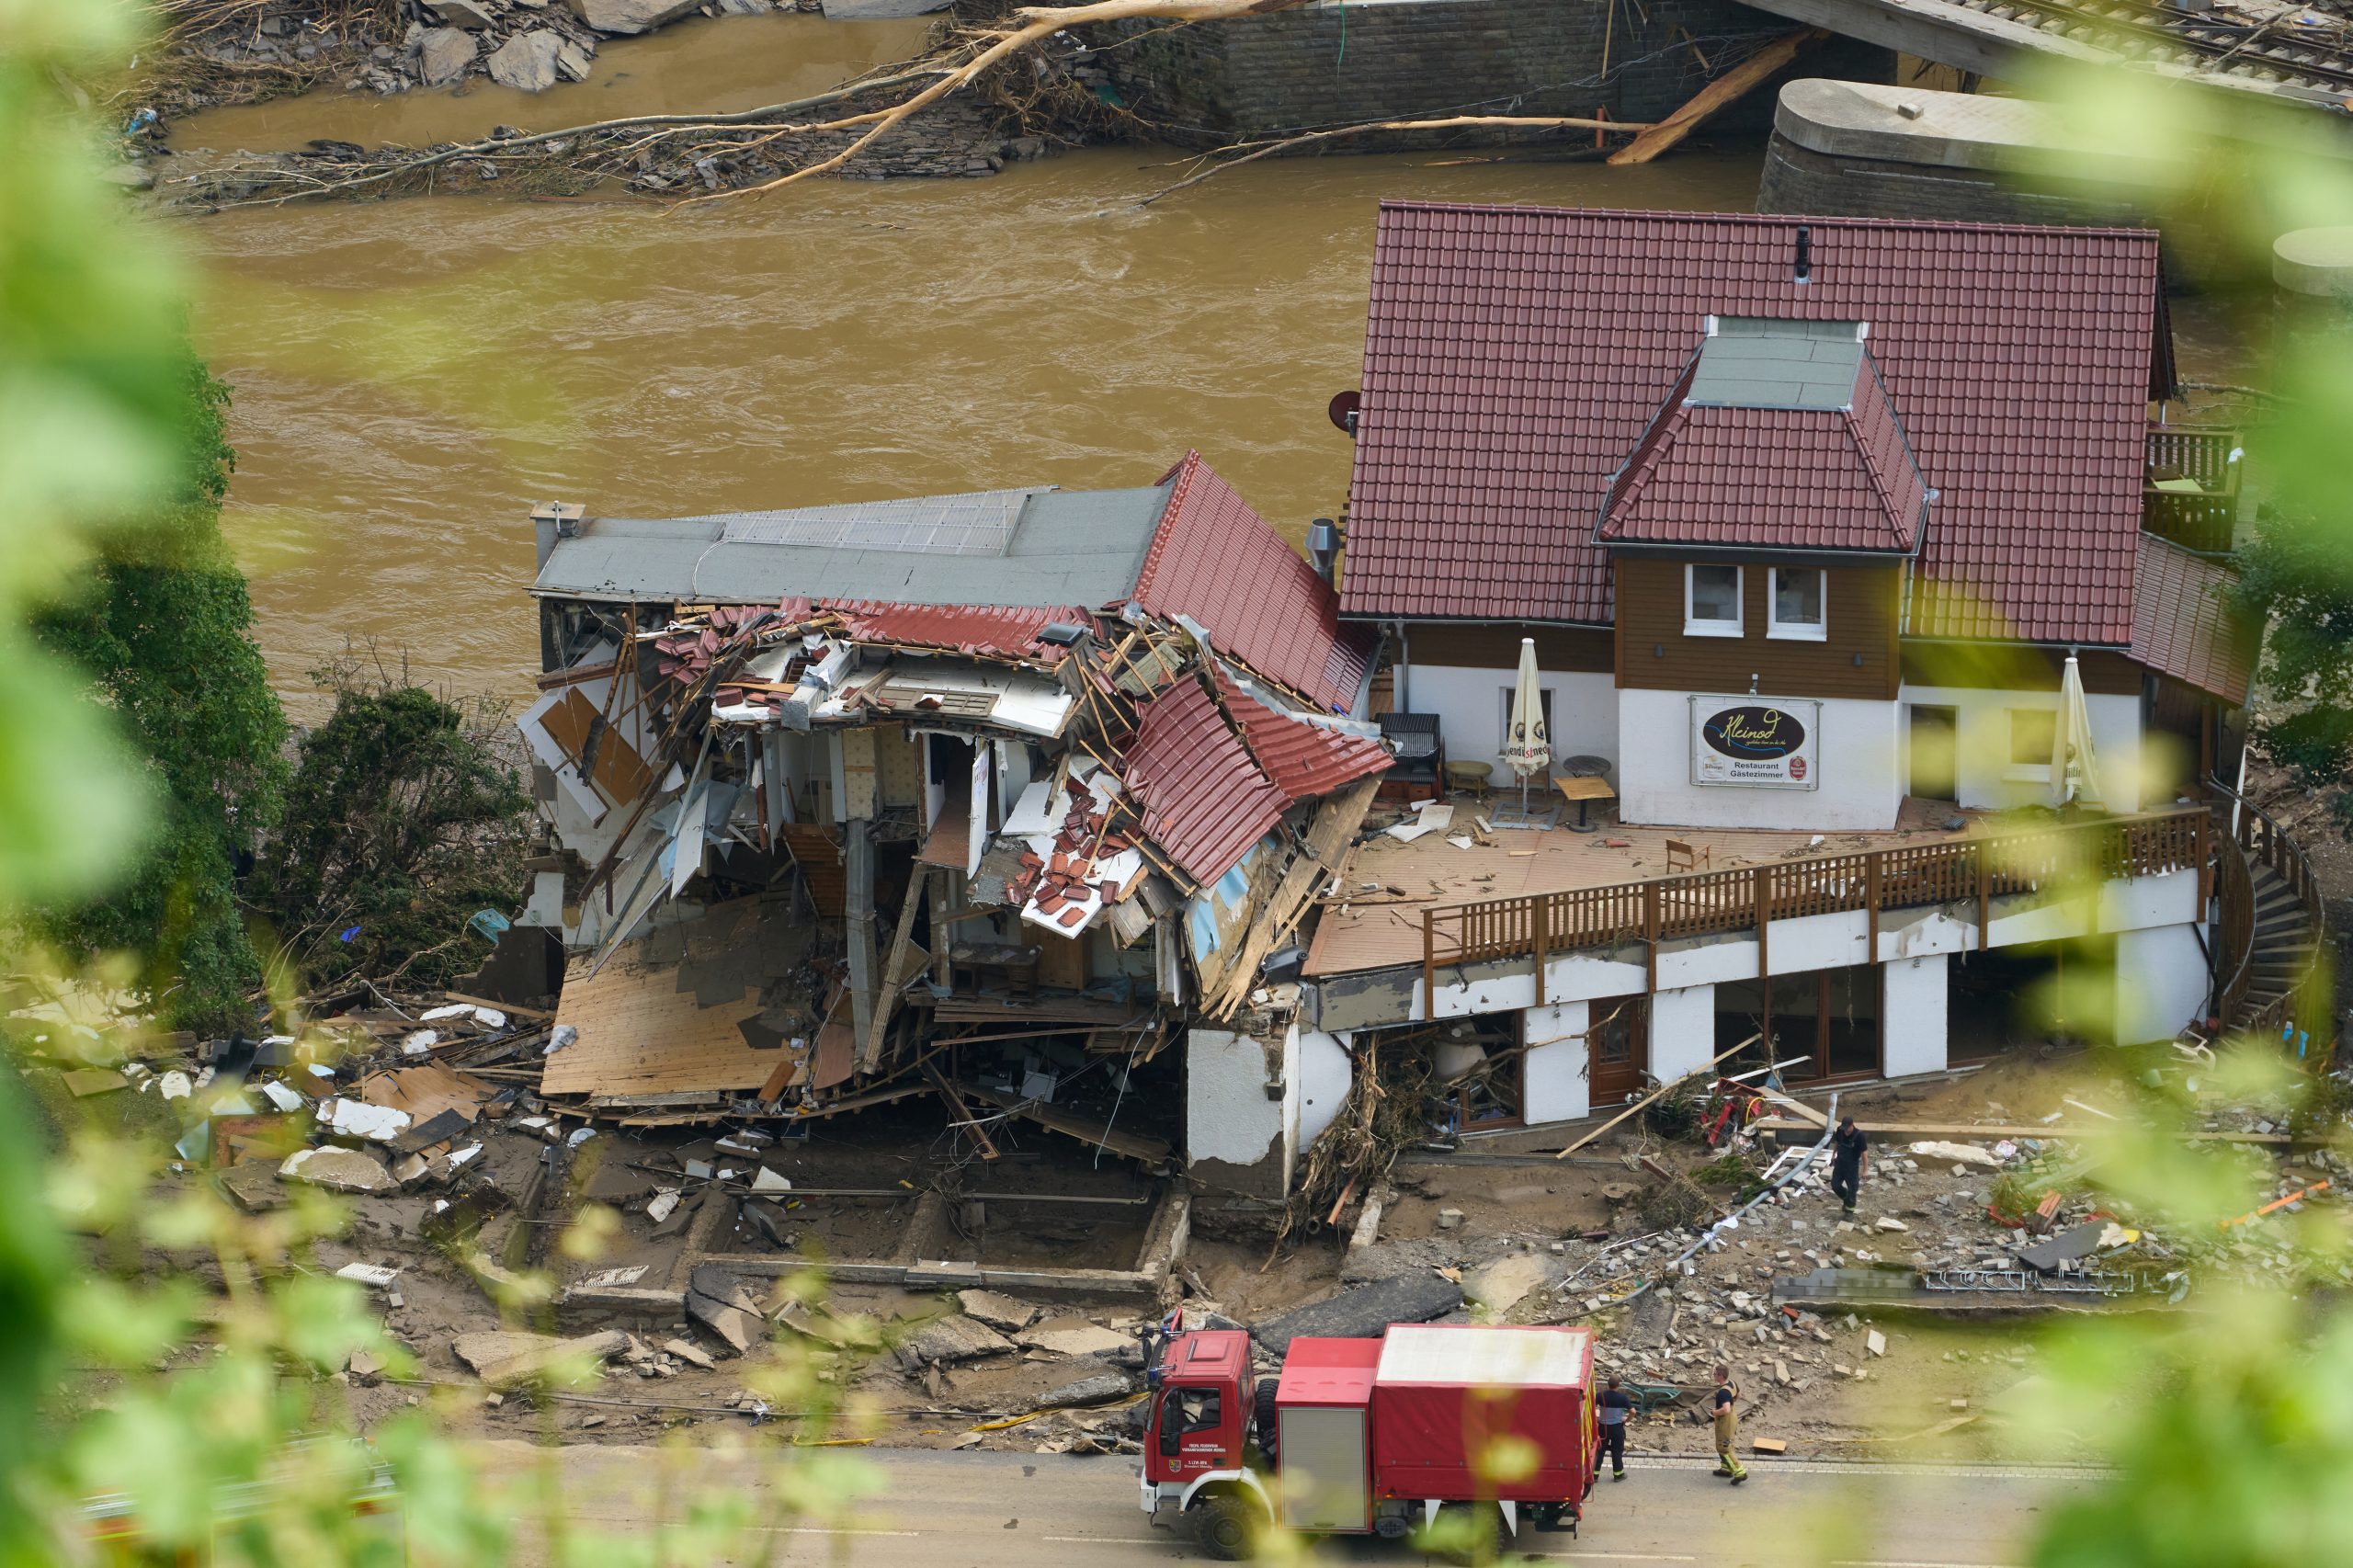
[1711,1365,1747,1484]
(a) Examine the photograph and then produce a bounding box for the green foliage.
[34,360,289,1036]
[2236,507,2353,783]
[248,666,529,992]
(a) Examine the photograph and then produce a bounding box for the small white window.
[1684,564,1743,638]
[1768,568,1827,641]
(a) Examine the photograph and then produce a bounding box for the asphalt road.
[494,1443,2095,1567]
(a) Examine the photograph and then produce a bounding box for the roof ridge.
[1371,199,2165,244]
[1130,449,1201,605]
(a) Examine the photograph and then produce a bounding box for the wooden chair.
[1665,839,1711,873]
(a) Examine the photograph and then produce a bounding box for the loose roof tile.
[823,599,1084,662]
[1121,674,1290,886]
[1215,666,1393,800]
[2129,534,2256,704]
[1345,205,2165,643]
[1135,451,1374,713]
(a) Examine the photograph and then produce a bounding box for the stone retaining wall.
[1082,0,1893,147]
[1756,131,2158,229]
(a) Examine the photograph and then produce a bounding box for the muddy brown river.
[174,15,2234,710]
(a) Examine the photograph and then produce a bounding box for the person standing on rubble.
[1597,1375,1631,1482]
[1829,1115,1868,1215]
[1711,1365,1748,1484]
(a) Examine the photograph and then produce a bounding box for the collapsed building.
[513,452,1387,1190]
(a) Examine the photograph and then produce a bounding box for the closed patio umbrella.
[2054,653,2105,811]
[1503,636,1552,818]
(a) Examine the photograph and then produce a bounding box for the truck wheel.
[1191,1493,1261,1561]
[1253,1377,1280,1460]
[1415,1502,1502,1566]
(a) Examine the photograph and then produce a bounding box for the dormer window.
[1685,563,1743,637]
[1769,568,1827,641]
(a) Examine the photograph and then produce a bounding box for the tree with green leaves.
[32,359,288,1037]
[248,673,530,993]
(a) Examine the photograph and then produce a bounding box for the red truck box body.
[1368,1324,1594,1504]
[1271,1338,1382,1533]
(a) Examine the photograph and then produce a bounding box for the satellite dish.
[1326,390,1362,437]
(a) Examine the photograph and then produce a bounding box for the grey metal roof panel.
[533,483,1175,608]
[1688,325,1867,412]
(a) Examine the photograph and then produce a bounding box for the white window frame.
[1683,563,1744,638]
[1768,567,1828,642]
[2004,704,2058,782]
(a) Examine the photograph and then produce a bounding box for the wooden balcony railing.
[1420,809,2211,1008]
[2144,425,2241,556]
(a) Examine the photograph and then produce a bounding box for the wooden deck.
[1305,800,2209,990]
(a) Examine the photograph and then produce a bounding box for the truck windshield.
[1159,1388,1222,1454]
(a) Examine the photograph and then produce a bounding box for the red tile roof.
[1597,351,1928,553]
[823,599,1083,662]
[1122,674,1291,886]
[1345,205,2165,643]
[1134,451,1374,712]
[2129,534,2256,704]
[1215,666,1394,799]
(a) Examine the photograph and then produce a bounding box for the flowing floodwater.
[186,137,1767,708]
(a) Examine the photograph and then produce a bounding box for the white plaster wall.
[1616,687,1904,831]
[1414,872,2203,1026]
[1404,664,1618,786]
[1521,1001,1591,1125]
[2113,925,2210,1045]
[1188,1028,1289,1193]
[1650,985,1716,1079]
[1881,953,1949,1077]
[1900,685,2144,813]
[1294,1029,1355,1151]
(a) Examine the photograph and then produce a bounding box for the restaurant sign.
[1690,696,1820,790]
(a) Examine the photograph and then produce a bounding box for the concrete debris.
[321,1096,412,1143]
[1029,1362,1134,1410]
[896,1313,1016,1370]
[663,1337,716,1370]
[1909,1141,2000,1168]
[431,0,502,26]
[452,1328,630,1389]
[335,1262,402,1289]
[686,1265,767,1357]
[280,1146,396,1195]
[1866,1329,1887,1358]
[956,1289,1040,1333]
[1017,1319,1132,1358]
[219,1160,292,1211]
[1253,1272,1465,1357]
[645,1187,682,1224]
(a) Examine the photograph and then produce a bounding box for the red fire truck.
[1140,1322,1598,1562]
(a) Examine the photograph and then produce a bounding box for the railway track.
[1953,0,2353,97]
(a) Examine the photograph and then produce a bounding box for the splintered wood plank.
[544,938,772,1099]
[958,1080,1170,1165]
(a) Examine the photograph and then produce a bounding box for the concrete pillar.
[2113,926,2210,1046]
[1186,1026,1289,1197]
[1881,953,1949,1078]
[1522,1001,1590,1125]
[1649,984,1715,1080]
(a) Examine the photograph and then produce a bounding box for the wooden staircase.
[2210,781,2332,1045]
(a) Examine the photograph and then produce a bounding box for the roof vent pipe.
[1794,225,1812,285]
[1306,517,1341,585]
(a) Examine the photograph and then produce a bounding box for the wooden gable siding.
[1612,557,1900,701]
[1402,621,1614,673]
